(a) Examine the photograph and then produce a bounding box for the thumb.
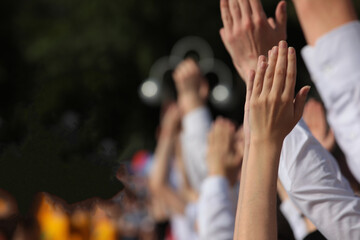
[294,86,311,122]
[275,1,287,39]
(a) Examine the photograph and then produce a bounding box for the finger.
[229,0,241,23]
[220,0,233,29]
[249,0,266,19]
[252,55,268,97]
[261,46,278,95]
[294,86,311,122]
[267,17,276,29]
[238,0,252,20]
[275,1,287,39]
[246,70,255,104]
[272,41,288,95]
[283,47,296,99]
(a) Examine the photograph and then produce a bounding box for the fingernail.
[280,40,287,49]
[289,47,295,55]
[272,46,278,55]
[303,86,311,95]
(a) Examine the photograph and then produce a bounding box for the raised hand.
[219,0,287,83]
[248,41,310,143]
[235,42,309,240]
[159,103,181,138]
[303,99,335,151]
[207,117,242,177]
[173,58,208,115]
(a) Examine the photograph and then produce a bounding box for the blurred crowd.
[2,0,360,239]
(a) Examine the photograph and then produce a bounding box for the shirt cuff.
[301,21,360,106]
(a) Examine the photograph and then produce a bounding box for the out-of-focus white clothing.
[198,176,238,240]
[301,21,360,184]
[171,203,199,240]
[280,199,308,240]
[181,107,211,192]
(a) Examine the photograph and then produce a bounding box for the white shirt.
[301,21,360,184]
[198,176,238,240]
[279,119,360,240]
[181,107,211,192]
[184,107,360,239]
[279,199,308,240]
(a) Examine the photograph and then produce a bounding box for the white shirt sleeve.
[301,21,360,183]
[279,199,308,240]
[279,119,360,240]
[181,107,211,192]
[198,176,235,240]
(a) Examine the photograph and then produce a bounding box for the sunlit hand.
[303,99,335,151]
[249,41,310,143]
[173,59,209,115]
[207,117,239,176]
[219,0,287,83]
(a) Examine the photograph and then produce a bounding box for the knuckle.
[275,69,285,77]
[243,19,254,31]
[287,71,295,79]
[250,98,258,108]
[254,16,265,27]
[269,94,280,103]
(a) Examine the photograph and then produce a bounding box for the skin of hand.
[292,0,357,46]
[234,41,310,240]
[207,117,243,178]
[303,99,335,151]
[249,41,310,143]
[219,0,287,83]
[172,58,209,115]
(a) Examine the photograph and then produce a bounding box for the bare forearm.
[150,134,175,191]
[293,0,357,45]
[235,139,282,240]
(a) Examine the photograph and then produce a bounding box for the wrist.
[178,93,204,114]
[234,62,256,83]
[208,162,226,177]
[250,136,284,150]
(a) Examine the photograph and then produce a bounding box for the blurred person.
[197,118,244,240]
[235,42,309,240]
[295,0,360,184]
[149,58,214,240]
[149,103,198,240]
[219,0,360,238]
[173,58,211,193]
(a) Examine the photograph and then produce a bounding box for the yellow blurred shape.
[36,195,70,240]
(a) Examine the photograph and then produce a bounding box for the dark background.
[0,0,359,214]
